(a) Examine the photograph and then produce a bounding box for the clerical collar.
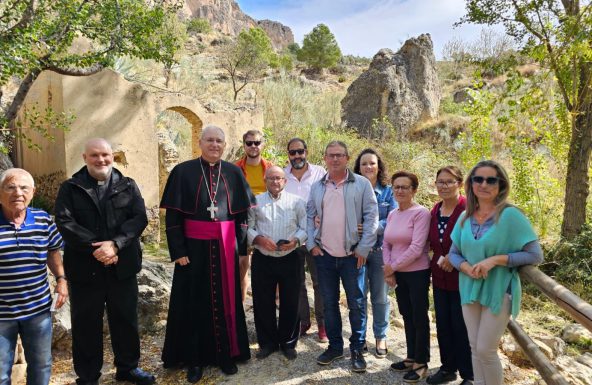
[200,157,220,167]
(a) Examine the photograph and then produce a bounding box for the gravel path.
[51,271,535,385]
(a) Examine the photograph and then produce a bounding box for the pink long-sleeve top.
[382,202,431,272]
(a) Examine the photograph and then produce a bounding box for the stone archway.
[166,106,203,158]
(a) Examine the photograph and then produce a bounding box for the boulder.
[453,88,474,104]
[556,355,592,385]
[341,34,441,139]
[536,334,565,357]
[562,323,592,345]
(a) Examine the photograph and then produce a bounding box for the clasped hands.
[460,257,499,279]
[254,236,297,252]
[92,240,119,266]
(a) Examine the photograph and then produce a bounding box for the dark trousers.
[395,269,431,363]
[297,246,324,327]
[433,286,474,380]
[70,270,140,383]
[251,249,301,349]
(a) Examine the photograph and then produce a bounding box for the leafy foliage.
[185,18,211,35]
[297,24,342,71]
[0,0,183,152]
[460,0,592,239]
[219,27,277,101]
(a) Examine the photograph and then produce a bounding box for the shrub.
[186,18,211,34]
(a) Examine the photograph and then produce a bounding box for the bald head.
[0,168,35,189]
[265,166,285,178]
[264,166,286,197]
[84,138,112,154]
[200,125,225,141]
[83,138,114,181]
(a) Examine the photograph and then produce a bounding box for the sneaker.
[426,369,457,384]
[318,325,329,343]
[317,348,344,365]
[351,350,367,373]
[375,339,388,358]
[115,368,155,385]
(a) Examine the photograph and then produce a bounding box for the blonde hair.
[461,160,512,226]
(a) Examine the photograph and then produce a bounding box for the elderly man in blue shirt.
[0,168,67,385]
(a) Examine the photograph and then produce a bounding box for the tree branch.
[46,64,104,76]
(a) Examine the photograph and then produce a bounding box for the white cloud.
[239,0,489,58]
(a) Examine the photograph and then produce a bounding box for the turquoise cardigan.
[450,206,537,318]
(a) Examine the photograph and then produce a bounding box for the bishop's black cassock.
[160,157,255,368]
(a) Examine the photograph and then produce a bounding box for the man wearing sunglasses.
[235,129,273,302]
[283,138,328,343]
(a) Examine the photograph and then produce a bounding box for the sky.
[237,0,489,59]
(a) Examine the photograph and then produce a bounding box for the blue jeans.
[315,252,367,352]
[0,311,52,385]
[365,249,390,340]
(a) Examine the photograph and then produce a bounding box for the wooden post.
[507,320,570,385]
[519,265,592,332]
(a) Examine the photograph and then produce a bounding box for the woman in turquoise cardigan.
[448,160,543,385]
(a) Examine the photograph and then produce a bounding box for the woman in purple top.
[382,171,431,383]
[427,166,473,385]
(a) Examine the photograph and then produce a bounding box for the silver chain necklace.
[199,158,222,219]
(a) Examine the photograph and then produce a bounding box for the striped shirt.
[0,207,63,321]
[248,190,307,257]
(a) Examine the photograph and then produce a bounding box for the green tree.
[461,0,592,239]
[186,18,211,35]
[0,0,182,151]
[219,27,277,102]
[297,24,341,72]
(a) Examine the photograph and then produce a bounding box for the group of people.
[0,125,542,385]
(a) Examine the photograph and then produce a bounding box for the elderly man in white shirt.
[248,166,307,361]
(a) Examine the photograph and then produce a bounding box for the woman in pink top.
[383,171,431,383]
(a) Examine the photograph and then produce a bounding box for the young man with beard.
[283,138,328,342]
[235,130,273,302]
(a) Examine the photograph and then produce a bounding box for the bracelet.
[55,275,67,282]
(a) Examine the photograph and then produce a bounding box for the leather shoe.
[256,345,278,359]
[317,325,329,343]
[350,349,367,373]
[220,361,238,375]
[115,368,156,385]
[186,367,203,383]
[459,380,474,385]
[281,347,297,360]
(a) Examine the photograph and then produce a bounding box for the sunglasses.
[471,176,499,185]
[288,149,305,156]
[245,141,261,147]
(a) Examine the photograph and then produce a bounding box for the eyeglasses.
[471,176,499,185]
[325,153,347,159]
[3,185,33,194]
[204,138,224,144]
[288,149,305,156]
[435,180,458,188]
[393,185,412,191]
[245,141,262,147]
[266,177,285,182]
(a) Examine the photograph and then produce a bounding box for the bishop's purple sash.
[184,219,239,356]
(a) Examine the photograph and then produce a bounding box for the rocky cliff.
[341,34,441,139]
[182,0,294,50]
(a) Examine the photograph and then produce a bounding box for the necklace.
[199,158,222,219]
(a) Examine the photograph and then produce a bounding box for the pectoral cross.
[207,202,218,219]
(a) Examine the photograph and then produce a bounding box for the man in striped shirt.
[247,166,307,361]
[0,168,67,385]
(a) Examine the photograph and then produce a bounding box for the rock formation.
[182,0,294,50]
[341,34,441,139]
